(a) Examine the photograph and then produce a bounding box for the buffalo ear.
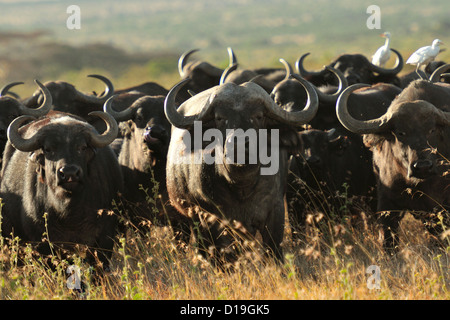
[119,121,133,138]
[363,132,392,149]
[329,135,350,155]
[127,120,135,132]
[277,126,303,156]
[29,151,44,166]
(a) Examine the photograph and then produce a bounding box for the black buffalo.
[0,80,52,157]
[283,80,401,238]
[0,110,122,267]
[296,51,403,87]
[24,75,114,129]
[287,128,376,237]
[337,80,450,252]
[399,62,450,88]
[104,94,172,227]
[164,77,319,263]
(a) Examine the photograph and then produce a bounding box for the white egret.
[371,31,391,68]
[406,39,444,79]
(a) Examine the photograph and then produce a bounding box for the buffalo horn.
[336,84,389,134]
[429,63,450,83]
[74,75,115,104]
[19,80,53,118]
[87,111,119,148]
[7,115,40,152]
[368,48,403,75]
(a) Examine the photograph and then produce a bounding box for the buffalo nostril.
[145,125,167,141]
[58,165,81,182]
[411,160,434,178]
[413,160,433,171]
[57,168,65,180]
[306,156,322,166]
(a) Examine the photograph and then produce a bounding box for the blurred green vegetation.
[0,0,449,95]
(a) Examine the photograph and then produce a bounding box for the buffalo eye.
[396,131,406,137]
[428,128,436,135]
[254,113,264,121]
[135,115,144,124]
[43,146,55,158]
[215,115,226,124]
[78,144,88,153]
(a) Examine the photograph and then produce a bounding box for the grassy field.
[1,190,449,300]
[0,0,449,302]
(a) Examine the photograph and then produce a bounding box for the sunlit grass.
[1,192,448,300]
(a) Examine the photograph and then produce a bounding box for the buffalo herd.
[0,46,449,268]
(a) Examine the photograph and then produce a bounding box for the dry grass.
[1,200,448,300]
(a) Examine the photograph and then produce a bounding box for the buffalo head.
[177,49,233,102]
[0,80,52,153]
[297,51,403,86]
[24,75,114,119]
[165,77,318,178]
[270,59,348,129]
[104,95,170,158]
[7,111,118,199]
[337,84,450,182]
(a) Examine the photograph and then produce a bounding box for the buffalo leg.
[261,208,285,262]
[377,209,404,254]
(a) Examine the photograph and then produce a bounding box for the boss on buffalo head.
[7,111,118,198]
[337,84,450,181]
[297,50,403,86]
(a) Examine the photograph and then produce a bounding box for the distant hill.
[0,0,449,91]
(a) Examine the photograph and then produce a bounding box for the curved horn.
[0,81,24,97]
[74,74,115,104]
[103,95,136,122]
[88,74,114,99]
[369,48,403,75]
[227,47,238,66]
[429,63,450,83]
[265,73,319,125]
[279,58,293,81]
[220,63,238,85]
[336,84,389,134]
[19,80,53,117]
[7,115,40,152]
[87,111,119,148]
[178,49,199,78]
[165,79,213,129]
[313,66,349,103]
[295,53,328,78]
